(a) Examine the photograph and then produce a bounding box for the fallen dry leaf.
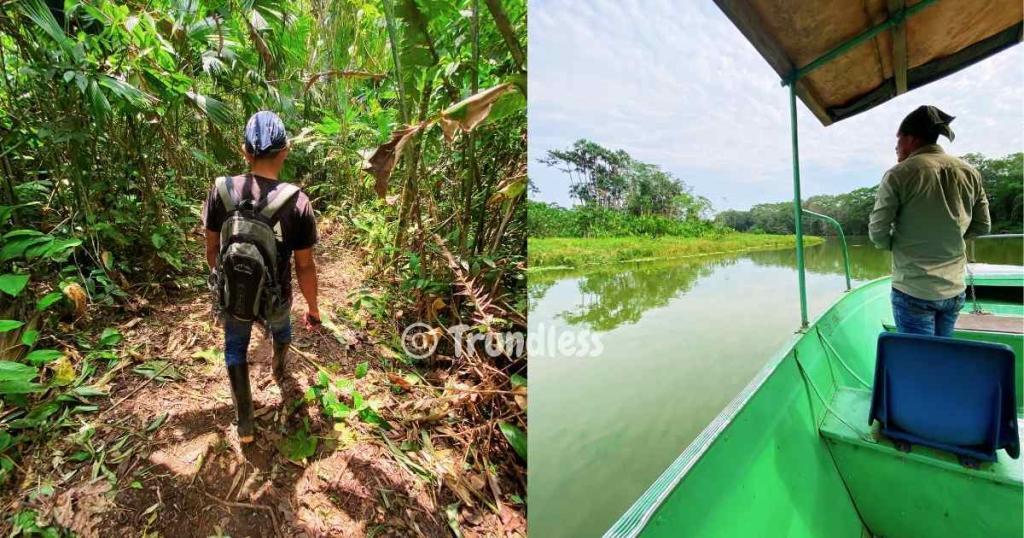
[48,480,113,538]
[361,124,421,197]
[387,372,413,392]
[439,83,515,143]
[63,282,87,318]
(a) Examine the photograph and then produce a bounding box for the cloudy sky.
[528,0,1024,211]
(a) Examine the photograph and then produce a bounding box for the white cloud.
[529,0,1024,210]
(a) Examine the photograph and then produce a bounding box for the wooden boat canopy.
[714,0,1024,125]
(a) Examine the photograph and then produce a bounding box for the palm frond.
[185,91,236,126]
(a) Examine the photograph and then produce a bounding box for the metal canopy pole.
[789,83,808,329]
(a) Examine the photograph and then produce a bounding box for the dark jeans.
[223,307,292,367]
[891,288,965,337]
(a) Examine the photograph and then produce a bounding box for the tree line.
[530,139,718,237]
[715,152,1022,236]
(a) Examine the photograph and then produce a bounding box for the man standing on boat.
[868,105,990,337]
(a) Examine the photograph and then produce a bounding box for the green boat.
[605,1,1024,537]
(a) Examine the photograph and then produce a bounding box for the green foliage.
[498,421,526,462]
[963,152,1023,233]
[0,274,30,297]
[539,139,712,219]
[716,153,1022,235]
[306,369,390,430]
[528,234,824,269]
[528,201,721,238]
[98,328,122,347]
[532,140,718,238]
[9,508,62,538]
[278,423,318,462]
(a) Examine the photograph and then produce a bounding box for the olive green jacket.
[869,144,990,300]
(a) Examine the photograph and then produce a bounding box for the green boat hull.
[606,272,1024,538]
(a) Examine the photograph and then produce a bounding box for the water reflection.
[529,236,1021,333]
[531,255,737,331]
[745,238,892,280]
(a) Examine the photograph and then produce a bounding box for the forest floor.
[1,222,526,538]
[528,233,825,269]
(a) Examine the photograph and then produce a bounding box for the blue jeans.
[891,288,965,337]
[223,309,292,367]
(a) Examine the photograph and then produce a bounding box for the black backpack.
[211,175,299,324]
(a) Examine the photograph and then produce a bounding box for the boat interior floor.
[820,388,1023,538]
[955,313,1024,334]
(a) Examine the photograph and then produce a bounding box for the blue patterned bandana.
[244,111,288,157]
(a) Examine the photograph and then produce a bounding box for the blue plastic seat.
[869,332,1020,462]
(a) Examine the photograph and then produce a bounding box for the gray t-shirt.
[202,174,317,299]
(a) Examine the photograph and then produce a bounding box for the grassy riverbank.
[529,233,825,269]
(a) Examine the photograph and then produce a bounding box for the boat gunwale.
[603,266,1023,537]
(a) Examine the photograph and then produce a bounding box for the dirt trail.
[4,226,525,537]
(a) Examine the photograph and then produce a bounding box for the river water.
[527,236,1022,538]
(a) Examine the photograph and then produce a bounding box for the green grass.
[528,233,825,269]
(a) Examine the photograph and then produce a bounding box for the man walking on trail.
[869,105,990,337]
[202,111,322,443]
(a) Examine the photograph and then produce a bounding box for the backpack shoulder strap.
[259,183,300,221]
[215,176,236,213]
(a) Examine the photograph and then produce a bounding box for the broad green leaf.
[36,291,64,311]
[0,380,44,394]
[358,407,389,429]
[277,427,317,462]
[150,233,165,249]
[191,348,222,363]
[185,91,235,126]
[0,274,29,297]
[0,320,25,332]
[21,330,39,347]
[71,385,107,397]
[86,79,111,122]
[2,229,44,240]
[99,328,122,347]
[0,361,38,382]
[510,373,527,388]
[21,237,56,260]
[0,431,11,452]
[98,75,154,108]
[354,361,369,379]
[483,89,526,125]
[42,238,82,261]
[25,349,62,365]
[146,412,168,432]
[352,390,365,410]
[498,421,526,462]
[1,236,51,261]
[68,451,91,462]
[133,360,179,380]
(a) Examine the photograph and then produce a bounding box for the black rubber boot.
[272,341,288,385]
[227,362,255,443]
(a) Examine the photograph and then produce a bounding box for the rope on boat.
[794,349,873,443]
[815,326,872,390]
